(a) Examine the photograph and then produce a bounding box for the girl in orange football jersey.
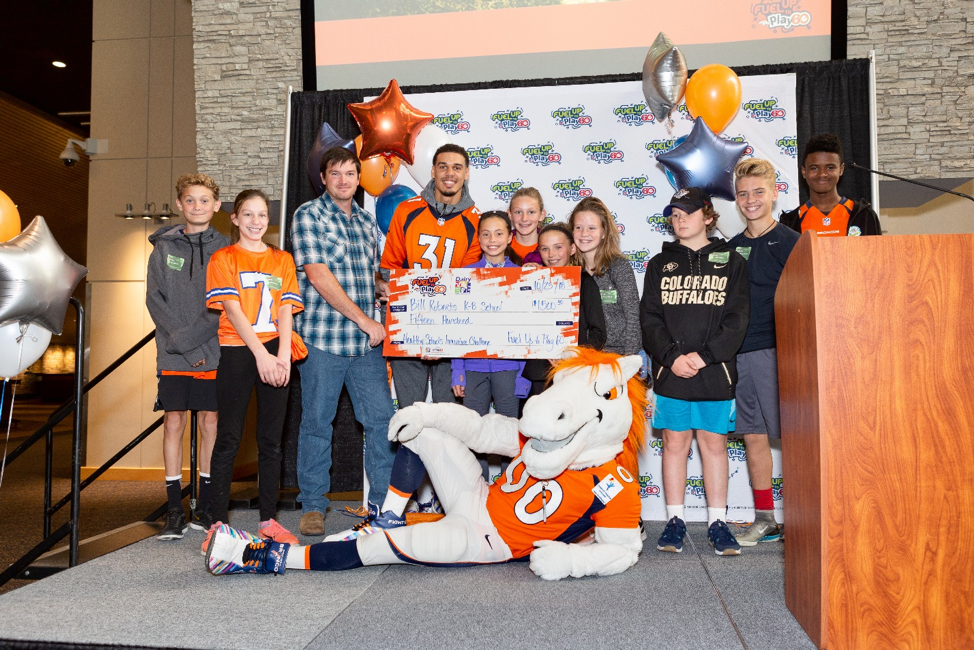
[507,187,546,265]
[204,189,304,549]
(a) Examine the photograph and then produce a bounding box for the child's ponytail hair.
[479,210,522,265]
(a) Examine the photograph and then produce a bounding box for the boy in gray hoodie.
[146,173,230,540]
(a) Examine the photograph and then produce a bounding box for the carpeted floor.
[0,505,816,650]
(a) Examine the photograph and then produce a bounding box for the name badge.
[592,473,624,505]
[267,275,283,290]
[600,289,617,304]
[708,252,729,264]
[735,247,751,260]
[167,255,184,271]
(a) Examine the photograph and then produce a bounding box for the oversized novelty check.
[383,267,581,359]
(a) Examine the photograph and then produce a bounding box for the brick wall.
[848,0,974,177]
[192,0,302,199]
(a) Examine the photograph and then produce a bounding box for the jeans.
[297,344,396,513]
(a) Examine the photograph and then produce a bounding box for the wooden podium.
[775,232,974,650]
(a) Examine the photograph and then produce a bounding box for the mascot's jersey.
[486,437,641,559]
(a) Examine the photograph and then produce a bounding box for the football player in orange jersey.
[380,144,482,412]
[204,189,304,550]
[780,134,882,237]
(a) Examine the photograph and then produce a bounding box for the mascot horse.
[205,348,647,580]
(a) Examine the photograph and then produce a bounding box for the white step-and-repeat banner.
[367,76,798,523]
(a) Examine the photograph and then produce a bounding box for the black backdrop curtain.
[279,58,872,493]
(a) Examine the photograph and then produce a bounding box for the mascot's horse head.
[518,348,646,480]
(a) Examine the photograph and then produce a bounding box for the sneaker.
[417,496,443,515]
[206,524,289,575]
[189,509,212,532]
[201,521,258,556]
[656,516,686,553]
[157,509,188,541]
[324,504,405,542]
[258,518,299,545]
[299,511,326,536]
[735,512,782,547]
[709,520,742,556]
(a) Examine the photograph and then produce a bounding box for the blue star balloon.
[657,117,748,201]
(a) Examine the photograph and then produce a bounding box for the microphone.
[847,162,974,203]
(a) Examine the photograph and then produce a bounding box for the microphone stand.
[847,162,974,203]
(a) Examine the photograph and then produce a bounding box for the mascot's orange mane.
[549,348,647,474]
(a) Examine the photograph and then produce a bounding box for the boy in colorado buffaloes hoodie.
[640,187,750,557]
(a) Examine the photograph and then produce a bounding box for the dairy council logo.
[624,250,650,273]
[647,213,675,236]
[583,140,624,164]
[742,98,787,122]
[776,136,798,158]
[491,179,524,202]
[466,145,501,169]
[615,176,657,200]
[521,142,562,166]
[639,474,661,498]
[454,277,471,294]
[723,135,754,157]
[551,105,592,129]
[685,475,706,498]
[614,102,654,126]
[752,1,812,32]
[551,178,593,202]
[434,111,470,135]
[774,171,790,193]
[646,138,679,159]
[490,108,531,132]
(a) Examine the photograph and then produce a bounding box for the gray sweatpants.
[389,357,456,408]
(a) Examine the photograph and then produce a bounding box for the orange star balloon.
[348,79,433,165]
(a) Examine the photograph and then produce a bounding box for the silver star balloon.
[657,118,748,201]
[0,215,87,335]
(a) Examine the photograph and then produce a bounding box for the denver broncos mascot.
[204,348,646,580]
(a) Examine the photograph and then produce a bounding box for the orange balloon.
[0,191,22,242]
[356,136,395,197]
[347,79,433,164]
[684,64,742,134]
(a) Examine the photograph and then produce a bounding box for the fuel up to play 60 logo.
[614,103,655,126]
[583,140,624,164]
[742,98,787,122]
[752,0,812,32]
[551,105,592,129]
[491,179,524,202]
[433,111,470,135]
[490,108,531,132]
[615,176,657,200]
[776,136,798,158]
[551,178,593,202]
[646,139,679,159]
[521,142,562,166]
[466,145,501,169]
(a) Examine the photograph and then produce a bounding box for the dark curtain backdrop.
[279,58,872,493]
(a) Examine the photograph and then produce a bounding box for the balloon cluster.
[0,194,88,379]
[641,33,746,202]
[307,79,462,235]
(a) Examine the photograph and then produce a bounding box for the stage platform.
[0,504,815,650]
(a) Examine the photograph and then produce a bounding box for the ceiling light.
[52,61,66,68]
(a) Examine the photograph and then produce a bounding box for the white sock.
[666,505,685,521]
[199,472,210,478]
[708,507,726,527]
[165,474,182,482]
[381,492,410,517]
[284,545,307,570]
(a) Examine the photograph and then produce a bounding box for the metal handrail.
[0,316,201,587]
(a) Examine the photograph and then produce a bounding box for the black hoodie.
[640,238,749,401]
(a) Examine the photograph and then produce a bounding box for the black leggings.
[209,339,289,523]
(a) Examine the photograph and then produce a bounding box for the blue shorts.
[651,394,736,435]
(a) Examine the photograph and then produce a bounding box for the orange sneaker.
[258,518,299,545]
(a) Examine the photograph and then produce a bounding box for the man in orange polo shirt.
[780,133,882,237]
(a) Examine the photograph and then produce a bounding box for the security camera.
[60,144,81,167]
[59,138,109,167]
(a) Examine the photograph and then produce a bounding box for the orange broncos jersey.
[510,237,537,263]
[486,437,641,559]
[798,198,853,237]
[205,245,304,346]
[380,196,481,269]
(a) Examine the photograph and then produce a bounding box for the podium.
[775,232,974,650]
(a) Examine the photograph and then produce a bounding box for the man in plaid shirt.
[290,146,396,537]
